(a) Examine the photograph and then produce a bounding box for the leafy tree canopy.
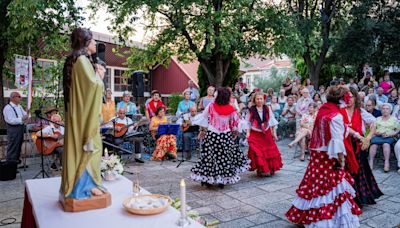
[90,0,291,87]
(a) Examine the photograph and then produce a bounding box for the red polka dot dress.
[286,103,362,227]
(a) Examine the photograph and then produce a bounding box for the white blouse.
[245,107,278,132]
[310,114,346,159]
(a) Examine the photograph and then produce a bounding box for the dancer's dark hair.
[326,86,349,104]
[215,87,231,105]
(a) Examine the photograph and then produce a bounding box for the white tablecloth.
[25,176,203,228]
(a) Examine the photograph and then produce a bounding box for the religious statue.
[60,27,110,211]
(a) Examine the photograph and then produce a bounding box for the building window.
[33,59,57,87]
[114,69,131,92]
[104,68,111,89]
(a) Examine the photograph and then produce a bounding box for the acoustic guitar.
[112,119,149,138]
[35,132,63,155]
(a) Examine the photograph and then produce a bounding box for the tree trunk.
[0,0,12,128]
[199,54,232,88]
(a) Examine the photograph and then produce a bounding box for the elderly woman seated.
[288,103,317,161]
[369,103,400,172]
[150,107,177,161]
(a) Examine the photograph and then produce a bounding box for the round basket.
[123,194,172,215]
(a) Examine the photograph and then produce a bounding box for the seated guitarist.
[108,107,144,163]
[35,114,64,170]
[177,106,199,160]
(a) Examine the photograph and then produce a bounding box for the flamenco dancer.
[191,87,250,188]
[246,92,282,177]
[286,86,362,227]
[340,87,383,206]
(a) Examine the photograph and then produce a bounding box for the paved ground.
[1,139,400,228]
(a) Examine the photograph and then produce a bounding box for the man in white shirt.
[109,108,144,163]
[36,114,64,170]
[3,92,28,163]
[187,80,200,102]
[178,106,200,160]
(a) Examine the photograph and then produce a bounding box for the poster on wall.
[15,55,33,110]
[15,55,31,89]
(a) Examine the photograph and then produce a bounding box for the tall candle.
[180,179,186,218]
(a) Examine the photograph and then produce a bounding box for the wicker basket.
[123,194,172,215]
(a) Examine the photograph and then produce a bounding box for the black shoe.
[166,152,176,160]
[201,182,212,187]
[218,184,225,189]
[16,170,20,174]
[135,158,145,163]
[50,163,58,170]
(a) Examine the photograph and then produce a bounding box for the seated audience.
[365,98,382,118]
[178,106,200,160]
[312,93,321,103]
[304,78,315,97]
[187,80,200,102]
[117,91,138,116]
[198,86,215,111]
[266,88,274,103]
[288,103,317,161]
[278,89,287,110]
[150,107,177,160]
[358,91,366,108]
[278,96,296,138]
[319,85,327,103]
[369,103,400,172]
[176,90,195,117]
[376,87,388,106]
[101,88,116,124]
[232,83,243,99]
[282,77,293,96]
[348,78,359,90]
[106,108,144,163]
[36,114,64,170]
[270,96,281,120]
[145,90,166,120]
[380,70,395,96]
[387,89,398,108]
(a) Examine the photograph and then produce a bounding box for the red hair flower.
[343,92,352,105]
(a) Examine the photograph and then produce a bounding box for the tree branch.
[156,8,199,55]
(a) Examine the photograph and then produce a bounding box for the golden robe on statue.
[61,55,104,199]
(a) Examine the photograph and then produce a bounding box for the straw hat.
[44,106,58,114]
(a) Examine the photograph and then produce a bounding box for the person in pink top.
[379,70,395,96]
[191,87,250,189]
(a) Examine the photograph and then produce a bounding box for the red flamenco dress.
[286,102,362,227]
[340,108,383,206]
[247,105,283,176]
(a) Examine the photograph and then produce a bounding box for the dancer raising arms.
[246,92,283,177]
[286,86,362,228]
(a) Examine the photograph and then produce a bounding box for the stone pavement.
[1,139,400,228]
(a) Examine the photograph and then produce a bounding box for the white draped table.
[23,176,203,228]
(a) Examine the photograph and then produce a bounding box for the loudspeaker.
[131,71,145,97]
[97,43,106,63]
[0,161,17,181]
